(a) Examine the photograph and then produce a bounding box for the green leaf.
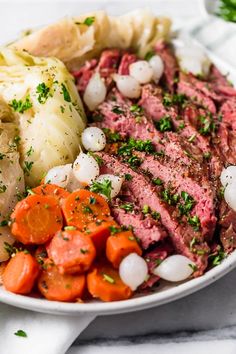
[14,330,27,338]
[90,179,112,200]
[61,83,71,102]
[10,95,32,113]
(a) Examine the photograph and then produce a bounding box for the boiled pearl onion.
[129,60,154,84]
[149,55,164,83]
[83,73,107,111]
[73,153,99,186]
[95,174,124,199]
[153,255,196,282]
[81,127,106,152]
[224,182,236,211]
[113,74,141,99]
[0,227,15,262]
[119,253,148,290]
[45,164,72,188]
[220,166,236,187]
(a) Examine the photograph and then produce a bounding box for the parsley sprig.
[90,179,112,200]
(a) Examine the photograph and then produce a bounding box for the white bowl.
[0,28,236,317]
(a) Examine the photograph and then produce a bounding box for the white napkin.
[0,304,95,354]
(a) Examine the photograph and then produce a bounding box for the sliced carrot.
[38,261,86,301]
[87,263,132,302]
[3,252,39,294]
[47,229,96,274]
[11,194,63,245]
[62,190,111,230]
[32,184,70,201]
[85,219,118,253]
[106,230,142,268]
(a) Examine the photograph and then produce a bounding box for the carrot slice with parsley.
[3,252,39,294]
[11,194,63,245]
[32,184,70,201]
[62,190,111,230]
[47,229,96,274]
[106,230,142,268]
[38,261,86,301]
[85,220,118,253]
[87,263,132,302]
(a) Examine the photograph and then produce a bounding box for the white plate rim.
[1,33,236,316]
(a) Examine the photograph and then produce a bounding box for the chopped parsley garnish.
[120,203,134,212]
[103,128,122,143]
[89,196,96,205]
[109,225,122,235]
[198,115,216,135]
[64,226,77,231]
[188,215,200,231]
[0,183,7,193]
[0,220,8,227]
[208,248,226,266]
[0,153,5,160]
[155,116,173,132]
[90,179,112,200]
[178,191,195,216]
[26,146,34,157]
[61,83,71,102]
[124,173,133,181]
[112,106,124,115]
[163,93,187,107]
[82,16,95,26]
[190,237,197,251]
[126,155,143,168]
[80,248,88,254]
[36,83,50,104]
[188,134,196,143]
[10,95,32,113]
[203,151,211,159]
[161,189,179,205]
[142,204,150,214]
[118,138,155,156]
[188,263,198,272]
[23,161,34,176]
[153,177,163,186]
[82,205,93,214]
[144,50,155,61]
[103,273,115,284]
[130,104,143,114]
[218,0,236,22]
[14,330,27,338]
[87,152,103,166]
[152,211,161,220]
[60,105,65,113]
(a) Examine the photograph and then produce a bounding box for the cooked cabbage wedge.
[0,49,86,186]
[11,9,171,71]
[0,98,25,222]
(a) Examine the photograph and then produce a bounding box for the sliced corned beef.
[118,52,137,75]
[111,203,167,249]
[139,84,167,120]
[97,152,209,274]
[138,152,216,239]
[210,65,236,98]
[178,73,216,113]
[219,200,236,252]
[217,98,236,164]
[73,59,98,92]
[155,40,178,92]
[97,49,121,78]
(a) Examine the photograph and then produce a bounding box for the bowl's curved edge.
[1,251,236,316]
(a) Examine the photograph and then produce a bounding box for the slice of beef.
[97,49,121,79]
[138,152,216,239]
[97,152,209,274]
[142,241,174,288]
[118,53,137,75]
[219,200,236,252]
[216,98,236,165]
[209,65,236,98]
[111,203,167,249]
[178,72,216,114]
[155,40,178,92]
[139,84,167,120]
[72,59,98,92]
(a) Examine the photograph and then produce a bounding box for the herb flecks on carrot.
[87,263,133,302]
[47,230,96,274]
[106,230,142,268]
[11,194,63,245]
[32,184,70,200]
[62,190,111,230]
